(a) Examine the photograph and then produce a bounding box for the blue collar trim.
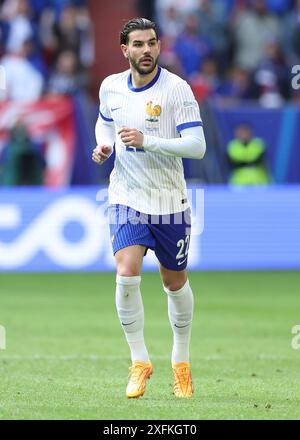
[128,66,161,92]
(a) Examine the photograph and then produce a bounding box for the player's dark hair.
[120,18,158,45]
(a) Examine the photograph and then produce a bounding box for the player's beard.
[129,54,158,75]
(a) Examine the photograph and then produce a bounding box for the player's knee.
[162,271,188,292]
[117,264,140,277]
[164,283,183,292]
[163,279,186,292]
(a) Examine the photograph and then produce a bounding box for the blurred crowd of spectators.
[0,0,94,102]
[154,0,300,107]
[2,0,299,107]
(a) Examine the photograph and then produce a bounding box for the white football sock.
[115,274,150,363]
[164,279,194,364]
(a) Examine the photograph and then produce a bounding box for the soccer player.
[92,18,206,398]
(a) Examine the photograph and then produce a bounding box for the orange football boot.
[126,361,153,398]
[172,362,193,398]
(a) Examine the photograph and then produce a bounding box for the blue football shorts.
[108,204,192,271]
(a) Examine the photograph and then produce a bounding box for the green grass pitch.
[0,271,299,420]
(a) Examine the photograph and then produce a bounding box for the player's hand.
[118,127,144,149]
[92,145,112,164]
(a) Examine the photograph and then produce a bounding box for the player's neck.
[131,65,158,89]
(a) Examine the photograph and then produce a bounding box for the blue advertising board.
[0,185,299,271]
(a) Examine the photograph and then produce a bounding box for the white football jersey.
[98,66,202,215]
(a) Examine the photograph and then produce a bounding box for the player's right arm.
[92,79,115,165]
[93,117,114,164]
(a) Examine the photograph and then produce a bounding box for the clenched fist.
[92,145,113,164]
[118,127,144,149]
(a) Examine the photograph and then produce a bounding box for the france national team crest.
[145,101,161,131]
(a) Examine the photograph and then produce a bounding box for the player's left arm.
[118,125,206,160]
[118,126,206,160]
[118,81,206,159]
[143,125,206,159]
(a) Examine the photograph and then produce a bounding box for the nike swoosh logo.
[174,323,190,328]
[177,258,187,266]
[111,107,121,112]
[121,321,136,326]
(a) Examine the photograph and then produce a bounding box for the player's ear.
[120,44,128,59]
[157,39,161,53]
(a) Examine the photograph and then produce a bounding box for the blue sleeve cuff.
[99,110,114,122]
[176,121,203,133]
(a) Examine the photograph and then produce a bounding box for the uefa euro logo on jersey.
[145,101,161,131]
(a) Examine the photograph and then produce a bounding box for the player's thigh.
[159,265,187,291]
[150,209,191,285]
[115,245,146,276]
